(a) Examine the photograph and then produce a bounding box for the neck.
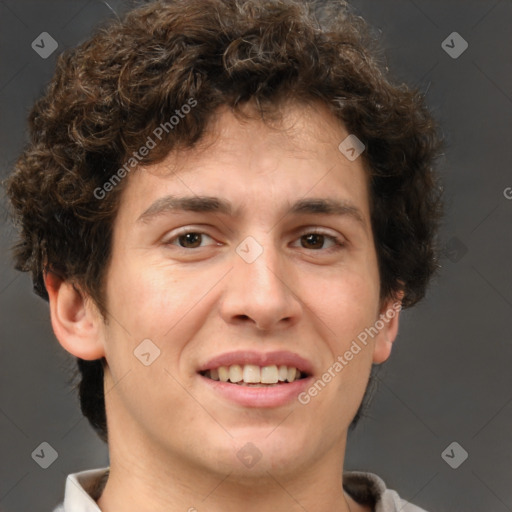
[97,435,359,512]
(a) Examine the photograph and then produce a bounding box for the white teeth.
[218,366,229,382]
[205,364,303,384]
[278,365,288,381]
[243,364,261,383]
[229,364,243,383]
[261,365,278,383]
[287,367,297,383]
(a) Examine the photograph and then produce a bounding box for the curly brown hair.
[4,0,443,444]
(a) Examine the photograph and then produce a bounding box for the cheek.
[314,263,380,334]
[103,257,222,356]
[105,253,177,322]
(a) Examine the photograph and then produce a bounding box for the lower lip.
[199,374,313,408]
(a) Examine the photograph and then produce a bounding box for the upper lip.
[198,350,314,375]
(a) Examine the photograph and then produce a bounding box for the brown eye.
[164,230,216,249]
[301,233,326,249]
[297,232,343,251]
[177,232,203,248]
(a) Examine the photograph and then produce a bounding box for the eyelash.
[163,228,346,252]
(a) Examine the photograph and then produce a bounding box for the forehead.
[159,101,360,172]
[115,101,370,224]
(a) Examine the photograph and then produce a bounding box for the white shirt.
[52,467,429,511]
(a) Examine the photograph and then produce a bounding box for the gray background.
[0,1,511,511]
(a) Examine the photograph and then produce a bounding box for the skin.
[45,100,402,512]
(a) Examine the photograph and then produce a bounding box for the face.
[54,101,400,483]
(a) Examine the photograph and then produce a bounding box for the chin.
[223,431,311,476]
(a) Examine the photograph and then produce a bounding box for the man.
[4,0,442,510]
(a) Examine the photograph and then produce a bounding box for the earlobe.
[372,333,393,364]
[43,270,105,360]
[372,293,404,365]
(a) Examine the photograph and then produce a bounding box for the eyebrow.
[136,195,366,226]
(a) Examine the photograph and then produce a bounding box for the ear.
[372,291,404,365]
[43,270,106,360]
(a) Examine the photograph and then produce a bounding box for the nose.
[219,236,302,332]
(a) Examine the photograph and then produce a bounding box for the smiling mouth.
[199,364,309,387]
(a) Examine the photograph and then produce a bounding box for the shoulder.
[343,471,430,512]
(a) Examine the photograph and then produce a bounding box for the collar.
[59,467,420,512]
[62,467,109,511]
